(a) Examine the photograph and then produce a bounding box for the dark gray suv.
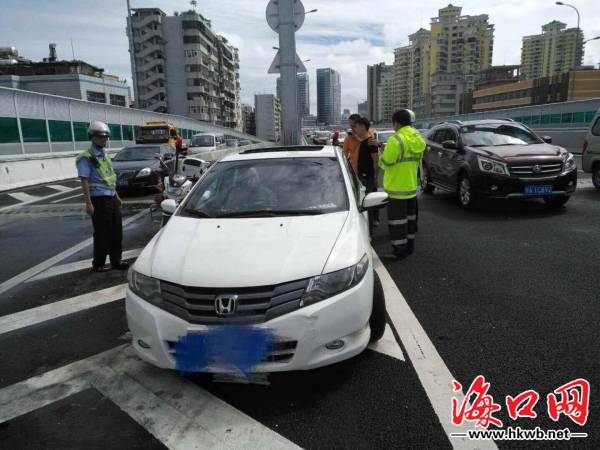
[420,119,578,209]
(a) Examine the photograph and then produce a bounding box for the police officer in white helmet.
[75,121,129,273]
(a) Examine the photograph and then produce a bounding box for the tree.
[190,0,197,12]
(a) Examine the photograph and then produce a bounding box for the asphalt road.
[0,177,598,449]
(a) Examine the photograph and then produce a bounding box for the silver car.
[582,109,600,189]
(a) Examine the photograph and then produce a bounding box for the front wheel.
[458,173,478,210]
[369,271,386,342]
[593,165,600,189]
[543,196,570,207]
[420,164,435,193]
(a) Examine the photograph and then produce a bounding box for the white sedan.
[126,145,388,374]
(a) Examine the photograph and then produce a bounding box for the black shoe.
[381,253,406,261]
[112,261,131,270]
[407,244,415,255]
[91,265,112,273]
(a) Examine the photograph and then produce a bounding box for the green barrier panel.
[0,117,20,144]
[73,122,90,142]
[20,118,48,143]
[48,120,72,142]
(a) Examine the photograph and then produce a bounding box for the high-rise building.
[255,94,281,142]
[377,66,395,123]
[343,108,350,115]
[241,103,255,136]
[316,68,341,125]
[126,8,241,128]
[357,101,367,116]
[521,21,584,80]
[276,73,310,118]
[367,63,389,121]
[391,5,494,120]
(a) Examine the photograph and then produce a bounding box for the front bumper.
[472,168,577,199]
[116,173,162,191]
[126,270,374,373]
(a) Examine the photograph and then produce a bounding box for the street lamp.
[583,36,600,44]
[556,2,580,101]
[306,9,318,13]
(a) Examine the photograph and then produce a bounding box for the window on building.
[109,94,126,107]
[48,120,72,142]
[20,118,48,143]
[87,91,106,103]
[0,117,20,144]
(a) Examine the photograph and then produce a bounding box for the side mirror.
[442,140,457,150]
[161,199,178,214]
[154,153,163,160]
[360,192,389,212]
[163,153,173,160]
[541,136,552,144]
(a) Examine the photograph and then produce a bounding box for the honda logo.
[215,295,238,315]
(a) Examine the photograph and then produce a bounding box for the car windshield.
[114,146,160,161]
[377,131,395,142]
[137,127,168,141]
[191,135,215,147]
[226,140,238,147]
[461,124,542,147]
[180,157,348,218]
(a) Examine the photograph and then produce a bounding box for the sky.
[2,0,600,115]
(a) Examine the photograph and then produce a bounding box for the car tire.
[369,271,386,342]
[593,164,600,189]
[420,164,435,193]
[543,196,570,207]
[458,173,478,210]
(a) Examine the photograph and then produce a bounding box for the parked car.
[113,144,175,192]
[375,130,395,146]
[420,119,578,208]
[238,139,253,146]
[313,131,330,145]
[582,109,600,189]
[126,145,389,373]
[226,139,239,148]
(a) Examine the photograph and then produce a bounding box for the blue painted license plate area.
[524,185,553,195]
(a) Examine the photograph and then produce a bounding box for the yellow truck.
[135,121,186,152]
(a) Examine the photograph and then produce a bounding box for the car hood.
[149,211,348,287]
[112,160,161,171]
[470,143,568,161]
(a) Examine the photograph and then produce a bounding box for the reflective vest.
[378,127,426,199]
[75,148,117,190]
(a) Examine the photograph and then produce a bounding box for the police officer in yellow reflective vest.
[76,121,130,273]
[378,110,426,259]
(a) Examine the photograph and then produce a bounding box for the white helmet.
[88,121,110,138]
[405,109,416,124]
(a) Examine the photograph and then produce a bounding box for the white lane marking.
[7,192,38,202]
[0,186,79,212]
[372,252,499,450]
[0,345,302,450]
[46,185,73,192]
[0,208,149,296]
[26,248,143,282]
[367,324,405,361]
[50,193,83,203]
[0,284,127,336]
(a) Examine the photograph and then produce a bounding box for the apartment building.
[255,94,281,142]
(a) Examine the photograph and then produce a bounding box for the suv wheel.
[543,196,570,207]
[369,271,386,342]
[593,164,600,189]
[458,173,477,209]
[420,165,435,193]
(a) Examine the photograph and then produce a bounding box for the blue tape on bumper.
[174,325,276,375]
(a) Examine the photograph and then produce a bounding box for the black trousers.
[91,195,123,268]
[387,197,418,257]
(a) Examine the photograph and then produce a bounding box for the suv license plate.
[524,185,553,195]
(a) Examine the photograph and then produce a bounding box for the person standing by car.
[354,117,380,234]
[76,121,129,273]
[378,110,426,259]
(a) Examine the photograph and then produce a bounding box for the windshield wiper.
[217,209,326,218]
[183,208,214,218]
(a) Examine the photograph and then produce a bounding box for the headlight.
[167,186,183,195]
[136,167,152,177]
[563,153,576,172]
[477,156,509,176]
[300,254,369,307]
[128,270,163,307]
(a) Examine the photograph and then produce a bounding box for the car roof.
[431,119,521,129]
[220,145,338,162]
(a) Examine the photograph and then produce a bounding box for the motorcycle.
[150,137,208,227]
